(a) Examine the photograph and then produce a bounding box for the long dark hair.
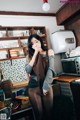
[28,34,47,58]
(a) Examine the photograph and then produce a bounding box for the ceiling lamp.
[42,0,50,12]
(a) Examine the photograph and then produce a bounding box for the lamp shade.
[42,2,50,12]
[43,0,48,3]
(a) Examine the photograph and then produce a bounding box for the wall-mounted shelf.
[0,26,47,61]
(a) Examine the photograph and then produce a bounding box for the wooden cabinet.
[56,3,80,25]
[0,26,47,61]
[53,75,80,100]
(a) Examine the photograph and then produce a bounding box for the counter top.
[12,80,28,89]
[53,75,80,82]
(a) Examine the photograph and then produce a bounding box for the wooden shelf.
[12,80,29,89]
[0,34,46,40]
[11,106,32,116]
[0,26,47,61]
[0,36,29,40]
[0,56,26,61]
[0,46,27,50]
[0,26,46,30]
[15,96,29,101]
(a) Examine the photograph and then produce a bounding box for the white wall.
[0,15,64,73]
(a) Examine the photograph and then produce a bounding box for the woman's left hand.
[43,89,48,96]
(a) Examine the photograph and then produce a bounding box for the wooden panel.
[65,19,80,46]
[56,3,80,25]
[57,3,80,47]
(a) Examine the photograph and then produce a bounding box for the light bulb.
[42,2,50,12]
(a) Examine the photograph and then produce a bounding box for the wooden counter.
[12,80,28,89]
[53,75,80,82]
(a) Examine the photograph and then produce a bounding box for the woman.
[25,34,55,120]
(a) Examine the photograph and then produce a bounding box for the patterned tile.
[0,58,28,82]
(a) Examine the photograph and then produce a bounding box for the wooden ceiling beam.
[56,3,80,25]
[0,11,55,16]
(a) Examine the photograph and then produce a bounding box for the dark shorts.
[28,79,39,88]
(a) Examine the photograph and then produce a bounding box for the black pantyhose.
[28,86,53,120]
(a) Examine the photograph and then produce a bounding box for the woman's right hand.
[29,44,39,67]
[32,44,39,54]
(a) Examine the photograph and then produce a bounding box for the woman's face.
[31,37,41,48]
